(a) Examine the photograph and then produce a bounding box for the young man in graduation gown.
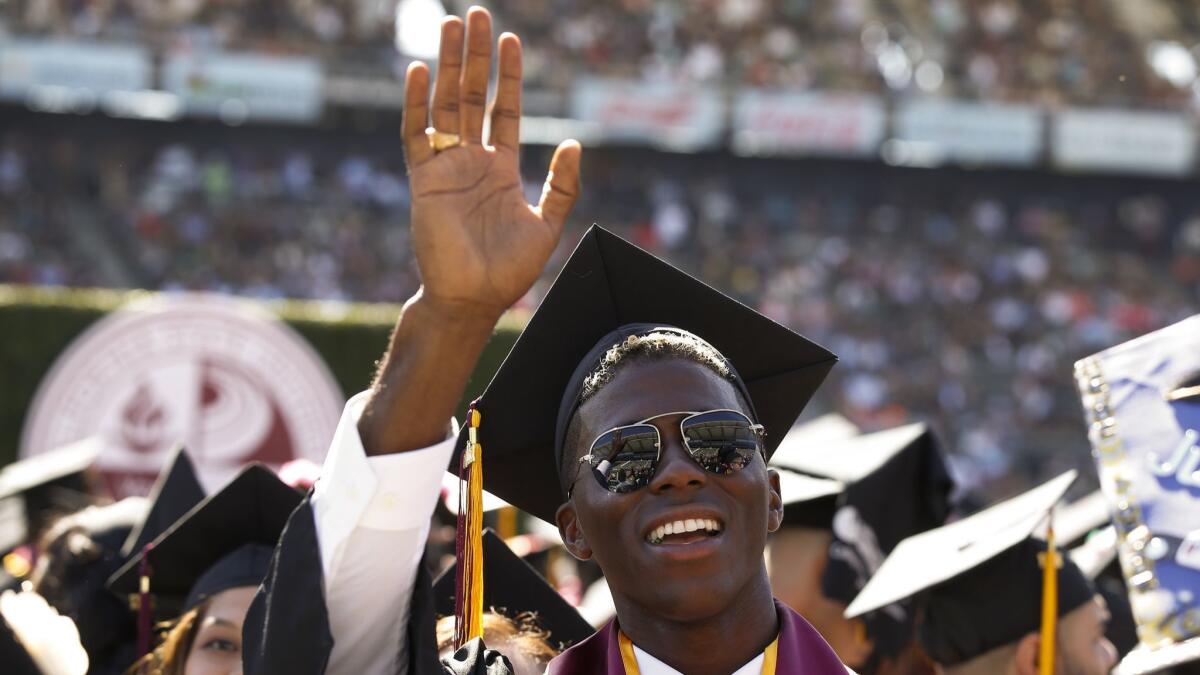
[243,6,851,674]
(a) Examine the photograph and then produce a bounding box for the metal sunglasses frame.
[567,408,766,498]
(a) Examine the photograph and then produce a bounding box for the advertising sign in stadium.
[892,100,1043,166]
[0,40,150,101]
[731,91,885,157]
[19,294,344,498]
[163,51,323,124]
[1052,108,1196,176]
[569,77,724,151]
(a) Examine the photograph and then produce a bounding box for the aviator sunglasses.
[568,409,766,496]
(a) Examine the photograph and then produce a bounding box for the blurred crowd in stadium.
[4,107,1199,497]
[5,0,1199,108]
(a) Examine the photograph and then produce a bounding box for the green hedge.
[0,285,524,468]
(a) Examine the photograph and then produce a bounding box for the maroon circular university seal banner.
[20,293,344,498]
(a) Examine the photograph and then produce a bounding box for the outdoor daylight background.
[4,0,1200,503]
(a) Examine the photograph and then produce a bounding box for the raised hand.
[402,6,582,320]
[359,7,581,455]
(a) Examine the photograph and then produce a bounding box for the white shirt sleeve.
[311,390,457,675]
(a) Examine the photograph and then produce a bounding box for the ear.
[556,500,593,561]
[1013,632,1041,675]
[766,468,784,533]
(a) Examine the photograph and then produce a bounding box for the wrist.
[409,289,506,335]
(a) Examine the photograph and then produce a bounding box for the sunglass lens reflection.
[682,412,759,475]
[589,424,660,493]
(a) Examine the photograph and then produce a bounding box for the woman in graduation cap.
[109,465,300,675]
[245,5,849,674]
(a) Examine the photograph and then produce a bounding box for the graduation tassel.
[454,403,485,649]
[136,543,154,658]
[1038,518,1058,675]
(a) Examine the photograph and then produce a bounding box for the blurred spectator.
[3,0,1197,109]
[3,109,1199,502]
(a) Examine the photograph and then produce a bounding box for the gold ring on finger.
[427,128,462,152]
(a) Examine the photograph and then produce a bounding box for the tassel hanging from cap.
[1038,518,1058,675]
[454,403,485,650]
[136,543,154,658]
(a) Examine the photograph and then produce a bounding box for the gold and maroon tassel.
[453,403,485,649]
[1038,517,1058,675]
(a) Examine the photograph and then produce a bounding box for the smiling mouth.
[645,518,723,545]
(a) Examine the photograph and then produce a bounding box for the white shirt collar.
[632,643,765,675]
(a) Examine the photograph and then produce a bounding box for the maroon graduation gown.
[547,600,847,674]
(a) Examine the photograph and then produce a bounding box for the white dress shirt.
[632,645,764,675]
[311,391,456,675]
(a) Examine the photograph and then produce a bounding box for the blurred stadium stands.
[4,0,1200,497]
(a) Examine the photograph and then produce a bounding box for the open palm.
[402,8,581,318]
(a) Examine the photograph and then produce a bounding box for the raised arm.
[243,11,580,674]
[358,7,582,457]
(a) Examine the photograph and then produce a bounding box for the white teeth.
[646,518,724,544]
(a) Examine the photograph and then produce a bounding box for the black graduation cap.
[35,497,147,673]
[108,465,301,615]
[777,471,845,529]
[459,225,837,524]
[771,414,858,529]
[846,471,1094,666]
[432,529,594,651]
[0,438,100,553]
[121,445,206,559]
[809,423,954,658]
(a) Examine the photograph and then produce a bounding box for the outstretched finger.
[488,32,522,152]
[430,16,463,135]
[459,7,492,144]
[538,139,583,234]
[402,61,434,167]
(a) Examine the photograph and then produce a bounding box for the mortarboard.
[846,471,1093,666]
[108,464,300,618]
[446,225,835,646]
[815,423,955,659]
[33,496,146,674]
[121,445,206,559]
[432,530,594,651]
[1074,314,1200,674]
[0,438,100,553]
[771,413,860,529]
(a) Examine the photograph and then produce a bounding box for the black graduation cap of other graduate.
[433,530,594,650]
[806,424,954,659]
[771,414,859,529]
[109,465,301,616]
[455,225,837,524]
[35,497,146,675]
[846,471,1094,666]
[122,445,206,559]
[0,438,100,553]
